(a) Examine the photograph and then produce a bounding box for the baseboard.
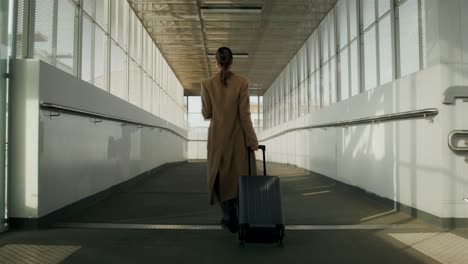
[8,160,188,230]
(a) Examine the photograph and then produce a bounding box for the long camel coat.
[201,72,258,205]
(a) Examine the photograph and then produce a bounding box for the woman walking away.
[201,47,259,233]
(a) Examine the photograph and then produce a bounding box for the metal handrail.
[40,102,189,140]
[260,108,439,142]
[448,130,468,152]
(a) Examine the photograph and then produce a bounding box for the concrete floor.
[0,162,462,263]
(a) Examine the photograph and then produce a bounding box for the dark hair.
[215,47,233,87]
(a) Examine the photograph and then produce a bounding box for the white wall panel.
[9,60,187,218]
[260,64,468,218]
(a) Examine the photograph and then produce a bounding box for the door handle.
[448,130,468,152]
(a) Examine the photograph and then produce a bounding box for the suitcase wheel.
[277,225,285,247]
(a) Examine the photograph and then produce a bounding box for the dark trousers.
[214,174,238,224]
[220,199,238,224]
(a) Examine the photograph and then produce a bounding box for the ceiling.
[128,0,338,96]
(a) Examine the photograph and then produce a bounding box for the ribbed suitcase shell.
[238,176,284,226]
[237,145,285,246]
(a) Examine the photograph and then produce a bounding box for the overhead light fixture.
[200,4,263,14]
[207,53,249,59]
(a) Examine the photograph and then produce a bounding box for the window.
[187,96,210,128]
[34,0,54,65]
[363,26,377,90]
[142,73,152,112]
[129,59,141,107]
[56,0,77,74]
[320,12,337,106]
[17,0,184,127]
[81,15,93,83]
[360,0,394,91]
[398,0,421,77]
[309,32,321,110]
[110,41,127,100]
[262,0,428,131]
[110,0,128,49]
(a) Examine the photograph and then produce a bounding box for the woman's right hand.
[250,143,259,151]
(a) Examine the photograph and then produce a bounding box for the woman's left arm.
[201,81,212,119]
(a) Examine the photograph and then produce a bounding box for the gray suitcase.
[238,145,285,247]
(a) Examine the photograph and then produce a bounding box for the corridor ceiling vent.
[200,4,263,14]
[129,0,338,96]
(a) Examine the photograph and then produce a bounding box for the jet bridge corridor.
[0,161,459,264]
[1,0,468,263]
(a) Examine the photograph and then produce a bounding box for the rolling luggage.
[238,145,285,247]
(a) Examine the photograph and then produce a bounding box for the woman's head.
[216,47,233,86]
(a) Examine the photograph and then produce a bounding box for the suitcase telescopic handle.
[247,145,267,176]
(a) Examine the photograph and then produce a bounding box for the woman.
[201,47,259,233]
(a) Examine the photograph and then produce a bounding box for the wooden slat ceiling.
[128,0,337,96]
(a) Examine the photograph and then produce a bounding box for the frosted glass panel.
[83,0,95,17]
[340,47,349,101]
[142,73,152,112]
[362,0,376,30]
[34,0,54,64]
[315,68,321,108]
[285,91,290,122]
[308,75,315,111]
[330,58,337,104]
[329,13,336,57]
[322,62,330,106]
[338,0,348,49]
[338,0,348,48]
[378,0,391,17]
[95,0,108,31]
[110,0,118,41]
[379,15,393,85]
[94,25,107,90]
[314,33,320,68]
[129,13,139,60]
[110,0,128,48]
[307,39,314,73]
[349,0,358,39]
[110,41,128,100]
[119,0,129,47]
[129,60,142,107]
[399,0,420,77]
[350,40,359,96]
[321,23,329,62]
[299,82,308,116]
[292,88,298,119]
[135,22,143,65]
[81,15,93,83]
[364,26,377,90]
[56,0,77,75]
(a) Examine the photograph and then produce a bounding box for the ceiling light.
[200,5,263,14]
[207,53,249,59]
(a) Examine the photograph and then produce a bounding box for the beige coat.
[201,72,258,204]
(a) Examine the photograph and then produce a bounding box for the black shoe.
[220,219,238,233]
